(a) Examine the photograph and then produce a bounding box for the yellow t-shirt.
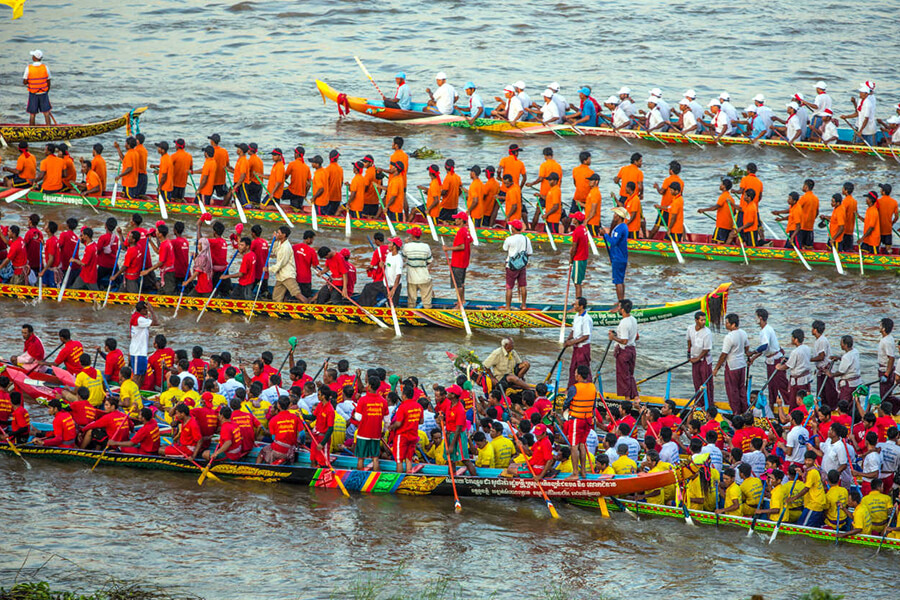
[427,440,446,465]
[612,455,637,475]
[860,491,892,527]
[490,436,516,469]
[803,468,826,512]
[739,477,764,516]
[475,443,496,468]
[771,481,805,522]
[119,379,143,419]
[600,466,616,475]
[157,387,184,424]
[704,468,721,511]
[75,370,105,407]
[242,399,271,426]
[559,452,596,474]
[416,429,429,461]
[724,482,744,516]
[331,413,347,452]
[644,462,675,505]
[851,503,872,535]
[210,393,228,409]
[825,486,849,524]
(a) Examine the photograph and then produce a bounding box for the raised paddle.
[299,416,350,497]
[543,346,568,384]
[153,173,169,220]
[853,218,865,276]
[353,56,387,99]
[530,198,556,251]
[635,359,691,386]
[343,185,352,238]
[840,116,885,162]
[102,242,123,309]
[747,478,769,537]
[36,241,43,303]
[311,358,330,382]
[246,234,276,323]
[196,248,239,322]
[315,270,390,329]
[768,219,812,271]
[367,236,402,337]
[437,417,463,512]
[558,262,573,345]
[440,238,472,336]
[56,239,80,303]
[875,503,898,555]
[277,336,299,373]
[769,472,800,544]
[111,162,121,206]
[4,187,31,204]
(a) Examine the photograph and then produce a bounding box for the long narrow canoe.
[0,107,148,143]
[0,443,697,500]
[569,496,900,551]
[316,79,894,159]
[6,187,899,272]
[0,282,729,330]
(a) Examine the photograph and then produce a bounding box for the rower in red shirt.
[163,403,202,458]
[171,221,190,281]
[249,225,270,285]
[15,323,45,367]
[389,384,424,473]
[108,408,160,455]
[258,397,303,464]
[292,230,319,300]
[203,407,248,462]
[191,392,221,448]
[352,377,389,470]
[188,346,208,381]
[53,328,84,374]
[656,400,682,430]
[142,224,176,293]
[441,385,476,475]
[313,246,348,303]
[0,226,31,286]
[112,230,143,294]
[70,227,99,290]
[67,387,99,427]
[305,388,337,467]
[58,219,79,271]
[33,399,77,448]
[0,379,11,426]
[7,393,30,443]
[229,397,261,454]
[99,337,126,383]
[80,397,132,448]
[146,334,176,392]
[221,236,257,300]
[40,221,59,287]
[527,424,555,480]
[23,214,43,274]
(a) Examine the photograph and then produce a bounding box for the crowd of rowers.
[3,132,899,262]
[383,73,900,147]
[3,303,900,535]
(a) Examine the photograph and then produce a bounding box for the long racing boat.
[0,107,148,143]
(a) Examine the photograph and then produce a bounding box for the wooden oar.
[724,201,749,265]
[543,346,568,383]
[635,359,691,386]
[830,239,845,275]
[0,431,32,469]
[840,116,886,162]
[315,270,389,329]
[875,503,898,555]
[65,181,100,215]
[768,220,811,271]
[343,185,352,238]
[136,236,150,301]
[598,339,613,372]
[600,115,633,146]
[197,439,223,485]
[440,239,471,336]
[747,478,769,537]
[373,187,397,237]
[353,55,386,98]
[300,416,350,497]
[769,473,800,544]
[529,197,557,251]
[276,336,299,373]
[460,189,480,246]
[853,219,864,276]
[172,252,193,317]
[168,438,223,483]
[196,248,239,322]
[91,413,131,471]
[772,128,809,158]
[366,236,402,338]
[417,189,440,241]
[310,202,319,232]
[438,416,462,512]
[56,239,80,302]
[557,262,573,344]
[4,187,31,204]
[111,162,121,206]
[262,194,294,229]
[36,241,43,303]
[232,187,247,224]
[154,173,169,220]
[102,242,123,309]
[667,230,684,264]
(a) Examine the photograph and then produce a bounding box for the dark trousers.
[358,280,401,307]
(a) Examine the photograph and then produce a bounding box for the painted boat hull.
[0,283,728,330]
[316,79,895,159]
[8,188,899,272]
[0,107,148,143]
[568,496,900,551]
[0,444,695,499]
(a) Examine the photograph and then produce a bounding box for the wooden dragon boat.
[317,79,895,159]
[0,107,148,143]
[0,282,729,330]
[0,441,696,500]
[568,496,900,551]
[7,187,898,272]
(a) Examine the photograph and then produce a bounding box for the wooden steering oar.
[438,416,462,512]
[314,270,389,329]
[767,219,812,271]
[440,238,472,336]
[168,437,223,483]
[299,416,350,498]
[557,262,573,345]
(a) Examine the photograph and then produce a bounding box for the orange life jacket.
[27,64,49,94]
[568,382,596,421]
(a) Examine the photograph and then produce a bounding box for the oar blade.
[548,501,560,519]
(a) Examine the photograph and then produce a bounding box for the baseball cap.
[605,96,620,105]
[533,424,547,437]
[570,211,585,221]
[329,149,340,159]
[548,82,560,92]
[395,71,406,79]
[509,219,524,230]
[514,80,526,90]
[577,86,591,96]
[248,142,258,151]
[235,142,249,152]
[31,49,43,59]
[464,81,476,90]
[753,94,765,102]
[154,141,169,150]
[389,237,403,247]
[409,227,422,238]
[469,165,481,175]
[618,86,631,95]
[649,87,663,97]
[446,384,464,396]
[719,91,730,100]
[435,71,447,80]
[708,99,721,107]
[503,85,515,93]
[208,133,221,143]
[542,88,554,98]
[815,80,827,90]
[684,89,697,98]
[174,138,186,148]
[452,211,467,220]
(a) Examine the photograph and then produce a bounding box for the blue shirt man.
[392,72,412,110]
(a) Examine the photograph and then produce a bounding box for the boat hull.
[0,107,148,143]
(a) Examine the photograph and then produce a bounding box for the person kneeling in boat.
[562,365,596,479]
[161,403,202,459]
[106,408,160,455]
[484,338,533,396]
[202,406,247,463]
[504,424,554,480]
[79,396,132,450]
[32,399,77,448]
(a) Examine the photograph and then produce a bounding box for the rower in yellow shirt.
[640,451,675,505]
[823,470,849,530]
[612,445,637,475]
[474,432,496,468]
[738,464,764,517]
[686,460,717,511]
[788,453,827,528]
[425,429,447,466]
[154,375,184,424]
[118,366,143,420]
[73,355,105,407]
[558,446,596,475]
[489,424,515,469]
[241,392,271,427]
[596,454,615,475]
[838,490,872,537]
[766,468,805,523]
[716,467,744,516]
[860,479,893,533]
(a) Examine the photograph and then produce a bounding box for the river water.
[1,1,899,598]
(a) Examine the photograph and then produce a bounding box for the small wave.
[228,1,255,12]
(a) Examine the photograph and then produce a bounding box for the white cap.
[678,97,691,106]
[542,88,554,98]
[753,93,765,102]
[548,82,560,92]
[858,84,870,93]
[815,80,827,90]
[649,87,663,97]
[744,105,757,114]
[684,89,697,99]
[888,115,900,124]
[708,99,721,107]
[719,91,730,100]
[618,86,631,95]
[786,101,799,111]
[646,96,660,105]
[435,72,447,80]
[605,95,620,105]
[31,49,43,59]
[503,85,515,93]
[514,80,526,90]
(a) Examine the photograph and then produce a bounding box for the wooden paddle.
[153,173,168,220]
[747,478,768,537]
[101,242,123,309]
[769,472,800,544]
[0,430,32,469]
[353,56,386,98]
[440,239,471,336]
[373,187,397,237]
[635,359,691,386]
[767,219,811,271]
[416,189,440,241]
[875,503,898,555]
[3,187,31,204]
[840,116,885,162]
[197,438,223,485]
[246,235,276,323]
[438,415,463,513]
[315,269,389,329]
[56,239,80,303]
[543,346,568,384]
[529,196,557,251]
[724,200,749,265]
[558,262,573,344]
[136,236,150,301]
[366,236,402,337]
[90,412,131,472]
[167,437,223,483]
[111,162,121,206]
[172,251,194,317]
[853,219,865,276]
[196,248,239,322]
[299,416,350,497]
[36,241,43,303]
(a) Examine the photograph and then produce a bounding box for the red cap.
[155,220,166,228]
[570,211,585,221]
[533,424,548,437]
[148,228,156,237]
[389,237,403,247]
[235,223,244,235]
[201,392,213,401]
[452,211,468,220]
[201,213,213,222]
[340,248,351,258]
[409,227,422,238]
[509,219,524,230]
[446,384,464,396]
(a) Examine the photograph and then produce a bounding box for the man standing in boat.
[565,297,593,389]
[687,310,715,405]
[713,313,750,414]
[609,299,638,402]
[23,49,52,126]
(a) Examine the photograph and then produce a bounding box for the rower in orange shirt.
[58,146,76,190]
[498,143,526,188]
[389,136,409,189]
[359,155,378,216]
[153,141,175,203]
[228,143,250,207]
[170,139,193,200]
[440,159,461,221]
[1,141,37,188]
[736,162,764,228]
[876,183,898,252]
[797,179,819,249]
[283,146,310,209]
[772,191,804,247]
[542,172,563,234]
[196,146,217,206]
[840,182,858,252]
[246,143,264,205]
[113,137,141,200]
[207,133,229,199]
[265,148,286,208]
[32,143,65,194]
[622,181,644,238]
[324,150,343,216]
[346,160,366,218]
[735,188,760,247]
[698,178,737,244]
[418,164,443,219]
[483,166,501,226]
[614,152,644,205]
[90,144,107,193]
[820,193,846,249]
[527,147,563,229]
[78,158,102,198]
[860,191,882,254]
[502,174,523,224]
[584,173,602,235]
[309,155,329,216]
[379,161,406,221]
[660,181,685,242]
[649,160,683,239]
[465,165,485,226]
[134,133,149,197]
[571,151,594,213]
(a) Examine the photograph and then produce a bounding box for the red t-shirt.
[55,340,84,373]
[314,401,336,435]
[178,417,202,447]
[571,225,589,261]
[250,237,269,280]
[157,239,175,274]
[191,406,219,437]
[219,421,245,459]
[444,401,466,432]
[188,358,208,381]
[355,392,388,439]
[123,246,141,280]
[269,410,301,446]
[368,245,388,282]
[97,231,120,269]
[533,397,552,417]
[657,415,682,430]
[450,227,471,269]
[237,252,257,286]
[68,399,98,426]
[11,405,30,432]
[209,237,228,272]
[172,236,190,279]
[394,399,423,439]
[79,242,99,284]
[231,410,260,453]
[0,390,11,422]
[59,230,79,266]
[130,420,161,454]
[104,349,125,382]
[325,254,347,287]
[23,226,43,270]
[23,333,44,361]
[875,415,894,441]
[8,238,28,273]
[292,242,319,284]
[529,436,553,470]
[84,410,131,441]
[43,234,59,269]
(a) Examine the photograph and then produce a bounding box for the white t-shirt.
[786,114,801,140]
[616,315,637,349]
[858,95,876,135]
[820,437,849,479]
[176,371,198,390]
[687,325,713,364]
[721,101,739,124]
[517,91,532,110]
[755,105,774,129]
[862,450,883,479]
[506,95,524,121]
[837,348,861,385]
[786,345,812,385]
[713,110,730,135]
[432,83,457,115]
[648,107,664,130]
[877,440,900,475]
[814,93,832,114]
[129,312,152,357]
[701,443,724,472]
[744,449,766,477]
[659,440,680,464]
[540,101,560,124]
[552,93,568,122]
[822,120,839,143]
[467,92,484,118]
[682,109,697,131]
[656,98,671,124]
[722,328,749,369]
[812,334,832,373]
[785,424,810,463]
[384,252,404,288]
[877,334,895,370]
[796,105,810,135]
[689,100,705,124]
[218,378,245,402]
[502,233,533,267]
[613,103,632,128]
[571,311,593,348]
[758,324,782,364]
[615,435,641,462]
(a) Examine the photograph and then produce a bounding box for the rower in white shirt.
[565,296,593,388]
[826,334,862,404]
[708,99,731,139]
[840,81,877,145]
[547,82,569,122]
[492,85,524,124]
[748,308,788,407]
[817,109,840,145]
[878,317,896,399]
[532,89,560,126]
[718,92,739,125]
[425,72,458,115]
[648,88,671,127]
[752,94,775,135]
[614,87,636,129]
[513,80,533,117]
[810,319,838,409]
[712,313,750,415]
[776,328,812,409]
[461,82,484,124]
[790,93,811,139]
[800,81,831,131]
[609,299,638,401]
[683,89,705,133]
[644,96,666,133]
[773,102,803,144]
[687,311,715,402]
[677,97,699,135]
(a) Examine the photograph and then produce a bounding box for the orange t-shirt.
[572,164,594,202]
[17,153,37,180]
[742,199,759,232]
[363,166,377,205]
[538,159,563,197]
[62,156,77,185]
[325,162,343,203]
[617,163,643,197]
[786,201,803,234]
[715,192,734,229]
[878,195,898,235]
[285,159,310,196]
[40,155,66,191]
[482,178,500,218]
[213,146,229,186]
[135,144,148,174]
[171,150,193,188]
[199,157,216,196]
[85,170,102,198]
[158,153,174,193]
[91,155,107,193]
[267,161,285,198]
[863,204,881,247]
[232,155,249,187]
[624,193,642,232]
[829,206,845,242]
[441,172,461,211]
[427,178,442,218]
[390,149,409,189]
[660,174,683,209]
[668,195,685,234]
[842,195,858,233]
[467,178,485,218]
[499,155,526,186]
[312,168,329,206]
[348,173,365,211]
[544,185,562,223]
[247,154,264,186]
[386,174,405,213]
[120,149,139,189]
[799,191,819,231]
[585,187,602,226]
[739,174,763,208]
[504,184,523,222]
